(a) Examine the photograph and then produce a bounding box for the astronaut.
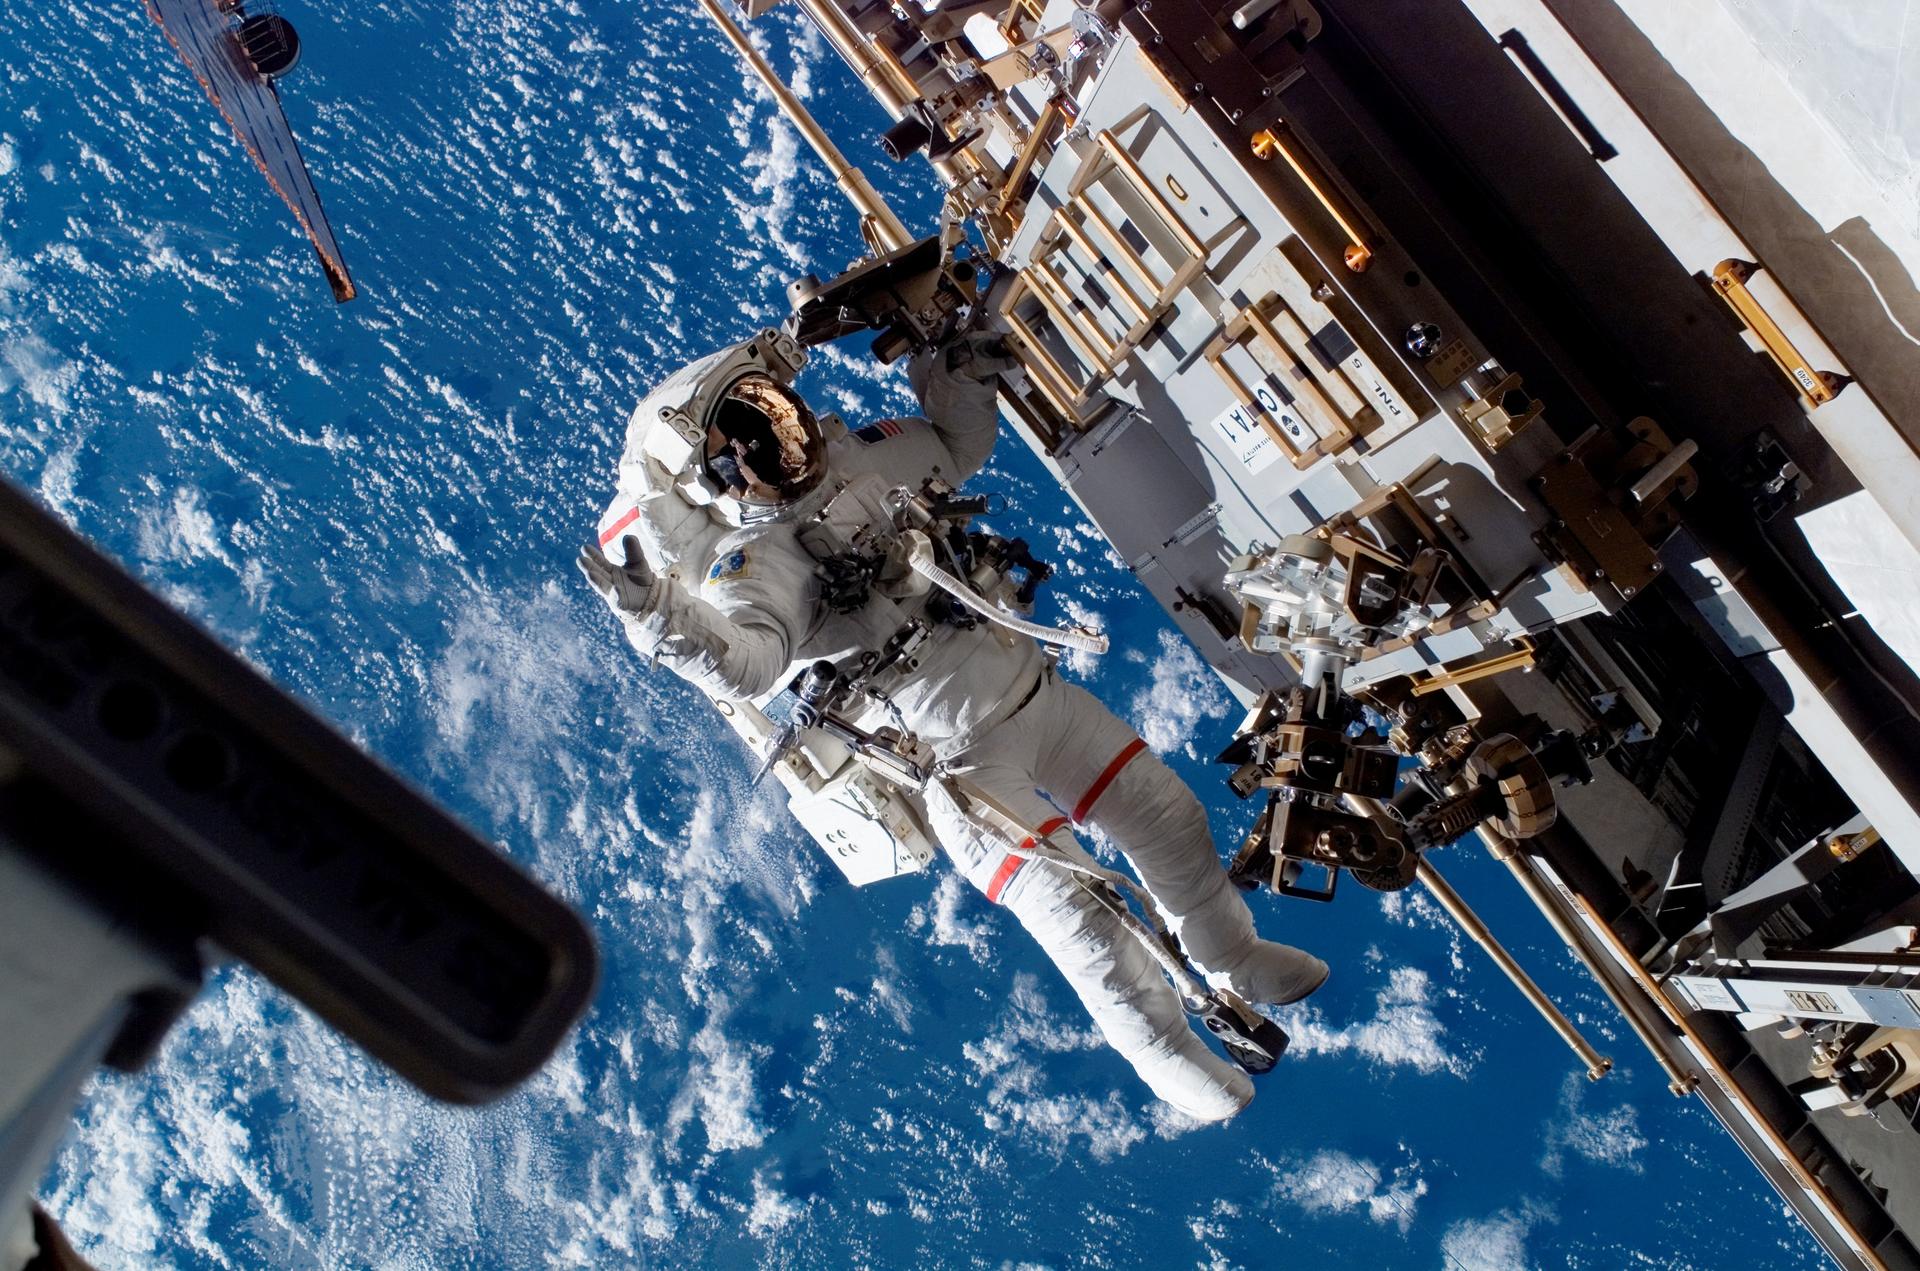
[578,330,1327,1121]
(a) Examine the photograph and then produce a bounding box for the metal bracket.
[1458,371,1543,451]
[1531,416,1695,612]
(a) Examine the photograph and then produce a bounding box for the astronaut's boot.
[1171,877,1329,1005]
[1125,1024,1255,1122]
[1205,931,1330,1006]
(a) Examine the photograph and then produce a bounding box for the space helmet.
[628,330,829,521]
[703,373,827,507]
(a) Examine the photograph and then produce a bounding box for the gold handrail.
[997,98,1064,218]
[1251,124,1372,272]
[1094,129,1207,259]
[1710,259,1845,407]
[1416,858,1611,1080]
[1054,212,1152,323]
[1409,639,1537,696]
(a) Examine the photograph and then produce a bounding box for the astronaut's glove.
[939,330,1018,383]
[576,534,659,618]
[909,330,1016,413]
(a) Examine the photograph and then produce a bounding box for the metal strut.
[694,0,911,252]
[1416,858,1612,1080]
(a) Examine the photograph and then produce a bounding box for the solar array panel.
[146,0,357,302]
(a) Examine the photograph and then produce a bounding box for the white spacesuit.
[579,331,1327,1121]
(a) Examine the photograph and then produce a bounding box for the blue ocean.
[1,0,1824,1265]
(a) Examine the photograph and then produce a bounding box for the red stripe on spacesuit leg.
[984,815,1070,904]
[597,506,640,546]
[984,855,1023,903]
[1073,738,1147,824]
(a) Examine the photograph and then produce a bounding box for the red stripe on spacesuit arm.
[984,815,1070,904]
[598,505,640,547]
[1073,739,1147,824]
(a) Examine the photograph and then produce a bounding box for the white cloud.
[1377,887,1444,929]
[658,780,816,1003]
[548,1129,680,1260]
[745,1170,805,1235]
[868,945,915,1034]
[0,333,78,417]
[1271,1149,1427,1232]
[721,13,832,271]
[907,872,999,965]
[1541,1073,1647,1176]
[133,486,236,571]
[1147,1100,1213,1142]
[1377,888,1466,971]
[41,1079,171,1261]
[961,974,1148,1161]
[0,241,24,305]
[1129,629,1228,758]
[1187,1198,1243,1271]
[670,1010,770,1153]
[1278,966,1472,1076]
[1439,1204,1551,1271]
[986,1089,1146,1162]
[433,578,604,852]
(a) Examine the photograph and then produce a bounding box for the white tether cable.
[901,531,1109,654]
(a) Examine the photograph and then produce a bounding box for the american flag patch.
[852,419,906,445]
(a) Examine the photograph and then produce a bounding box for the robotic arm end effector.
[1219,674,1566,903]
[784,233,986,365]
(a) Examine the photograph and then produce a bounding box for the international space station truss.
[699,0,1920,1265]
